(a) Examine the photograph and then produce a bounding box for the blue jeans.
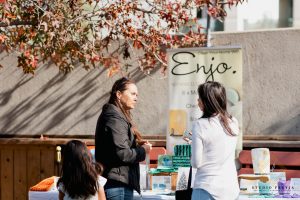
[105,186,134,200]
[192,188,215,200]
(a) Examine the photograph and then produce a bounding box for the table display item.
[278,180,290,195]
[152,176,172,191]
[29,176,58,192]
[150,172,178,191]
[173,145,191,169]
[175,167,192,200]
[157,155,173,170]
[251,148,270,175]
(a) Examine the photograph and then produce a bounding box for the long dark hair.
[57,140,103,198]
[198,81,235,136]
[108,77,143,143]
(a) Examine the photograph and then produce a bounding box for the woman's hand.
[137,140,147,146]
[183,131,192,144]
[142,141,152,153]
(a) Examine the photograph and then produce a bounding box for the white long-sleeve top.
[191,115,240,200]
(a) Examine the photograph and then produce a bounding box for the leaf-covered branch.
[0,0,245,76]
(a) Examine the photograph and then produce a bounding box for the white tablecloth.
[29,190,57,200]
[28,190,175,200]
[29,191,300,200]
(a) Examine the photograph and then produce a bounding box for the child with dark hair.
[191,81,240,200]
[57,140,106,200]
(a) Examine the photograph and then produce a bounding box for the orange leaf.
[133,40,142,49]
[103,58,111,68]
[107,65,120,77]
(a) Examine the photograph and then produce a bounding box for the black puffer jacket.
[95,103,146,193]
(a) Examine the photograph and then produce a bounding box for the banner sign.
[167,46,243,153]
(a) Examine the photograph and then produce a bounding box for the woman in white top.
[57,140,107,200]
[191,81,240,200]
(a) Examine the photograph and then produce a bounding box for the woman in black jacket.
[95,77,152,200]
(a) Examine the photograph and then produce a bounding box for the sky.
[238,0,279,29]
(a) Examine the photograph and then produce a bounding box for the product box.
[239,179,259,194]
[239,172,286,195]
[150,172,178,191]
[291,178,300,195]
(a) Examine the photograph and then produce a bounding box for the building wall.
[0,28,299,137]
[212,28,300,136]
[294,0,300,27]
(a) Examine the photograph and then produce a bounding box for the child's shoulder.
[57,181,65,193]
[98,176,107,187]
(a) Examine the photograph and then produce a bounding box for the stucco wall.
[212,28,300,136]
[0,53,168,136]
[0,28,299,137]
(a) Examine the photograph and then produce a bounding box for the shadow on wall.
[262,113,300,135]
[0,59,151,136]
[0,64,106,136]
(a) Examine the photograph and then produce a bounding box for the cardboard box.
[150,172,178,191]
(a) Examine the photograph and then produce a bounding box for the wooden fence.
[0,139,62,200]
[0,136,166,200]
